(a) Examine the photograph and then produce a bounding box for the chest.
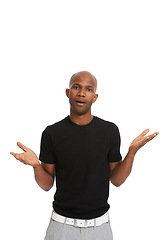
[52,128,111,168]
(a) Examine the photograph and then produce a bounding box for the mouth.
[75,100,86,106]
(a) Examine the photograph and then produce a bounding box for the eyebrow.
[72,83,93,88]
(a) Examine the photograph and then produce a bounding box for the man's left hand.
[129,129,159,155]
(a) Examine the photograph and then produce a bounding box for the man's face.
[66,72,98,115]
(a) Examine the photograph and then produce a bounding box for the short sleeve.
[39,127,56,164]
[108,124,122,163]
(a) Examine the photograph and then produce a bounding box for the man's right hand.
[10,142,40,168]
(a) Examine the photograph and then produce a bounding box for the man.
[10,71,159,240]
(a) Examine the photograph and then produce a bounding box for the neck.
[69,110,93,126]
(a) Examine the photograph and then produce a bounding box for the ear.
[66,88,70,98]
[93,93,98,103]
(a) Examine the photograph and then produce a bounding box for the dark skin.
[10,71,159,190]
[66,71,98,125]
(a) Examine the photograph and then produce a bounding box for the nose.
[77,88,85,97]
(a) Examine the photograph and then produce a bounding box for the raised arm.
[110,129,159,187]
[10,142,55,191]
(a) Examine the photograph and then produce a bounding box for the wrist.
[128,148,136,158]
[33,160,41,169]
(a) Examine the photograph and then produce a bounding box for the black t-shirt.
[39,115,122,219]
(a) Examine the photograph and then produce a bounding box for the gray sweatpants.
[44,218,113,240]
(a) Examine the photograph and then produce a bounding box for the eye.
[73,86,79,89]
[88,88,92,91]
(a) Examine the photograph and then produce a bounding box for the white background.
[0,0,160,239]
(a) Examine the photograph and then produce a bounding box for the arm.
[10,142,55,191]
[110,129,159,187]
[33,163,55,191]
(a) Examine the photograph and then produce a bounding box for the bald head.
[69,71,97,93]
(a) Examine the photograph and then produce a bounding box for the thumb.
[17,142,28,152]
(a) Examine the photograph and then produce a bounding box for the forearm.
[110,151,135,187]
[33,164,54,191]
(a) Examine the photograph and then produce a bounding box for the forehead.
[70,72,96,88]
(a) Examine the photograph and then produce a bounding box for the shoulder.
[95,116,119,130]
[43,116,69,134]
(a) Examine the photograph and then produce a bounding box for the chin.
[71,107,89,116]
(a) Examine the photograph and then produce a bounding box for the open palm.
[10,142,40,168]
[129,129,159,154]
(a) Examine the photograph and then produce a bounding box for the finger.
[10,152,16,158]
[10,152,23,161]
[144,132,159,143]
[17,142,28,152]
[140,129,150,137]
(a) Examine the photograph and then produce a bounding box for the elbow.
[45,183,54,191]
[112,182,121,187]
[113,182,122,187]
[42,186,52,191]
[43,186,50,191]
[44,188,50,192]
[111,179,123,187]
[39,183,53,192]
